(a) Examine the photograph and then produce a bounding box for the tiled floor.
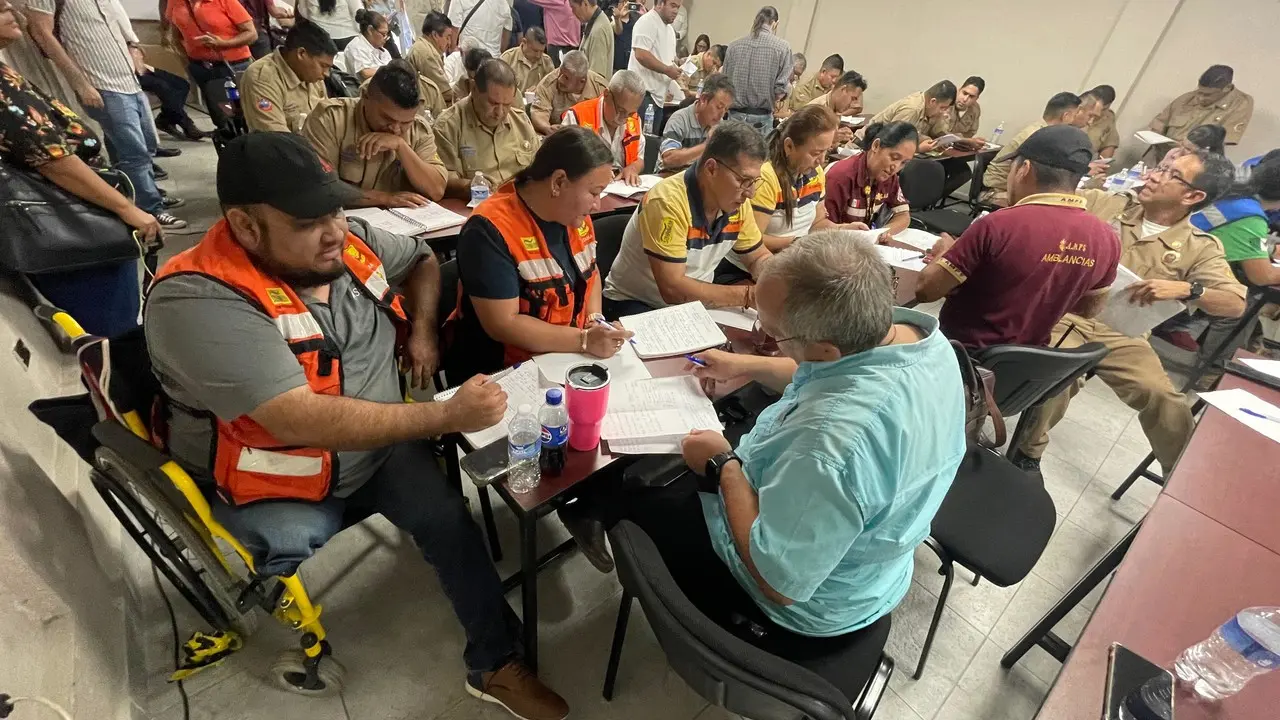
[100,136,1182,719]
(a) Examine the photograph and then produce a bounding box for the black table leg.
[1001,522,1141,668]
[521,513,539,672]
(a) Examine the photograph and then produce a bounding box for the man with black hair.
[453,47,495,99]
[500,26,554,92]
[788,53,842,110]
[949,76,984,139]
[917,125,1121,348]
[1015,149,1246,474]
[864,80,956,152]
[302,59,447,207]
[1147,65,1254,163]
[658,71,734,171]
[1085,84,1120,158]
[404,11,457,105]
[241,18,338,133]
[980,91,1083,206]
[434,58,542,195]
[808,71,865,147]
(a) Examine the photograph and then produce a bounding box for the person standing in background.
[238,0,294,58]
[25,0,192,232]
[447,0,511,56]
[1085,84,1119,159]
[529,0,578,65]
[513,0,544,38]
[671,0,686,56]
[721,5,792,134]
[627,0,681,123]
[295,0,361,49]
[572,0,613,78]
[1145,65,1253,165]
[612,0,646,72]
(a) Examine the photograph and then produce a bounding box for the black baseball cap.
[995,124,1094,175]
[216,132,361,219]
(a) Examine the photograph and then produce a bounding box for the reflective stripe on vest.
[149,219,409,506]
[569,95,642,167]
[470,183,598,365]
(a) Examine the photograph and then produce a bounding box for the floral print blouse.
[0,61,101,169]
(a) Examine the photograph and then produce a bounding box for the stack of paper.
[432,363,544,449]
[706,306,758,331]
[345,203,467,236]
[891,228,941,252]
[875,245,928,272]
[1134,130,1176,145]
[620,302,728,358]
[1242,358,1280,381]
[840,115,866,126]
[602,174,664,198]
[1097,264,1184,337]
[531,342,651,385]
[601,376,722,447]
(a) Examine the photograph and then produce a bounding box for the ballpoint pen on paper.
[1239,407,1280,423]
[684,354,708,367]
[593,315,638,347]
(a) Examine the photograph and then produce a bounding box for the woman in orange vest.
[450,125,634,376]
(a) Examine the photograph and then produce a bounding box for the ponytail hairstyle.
[857,120,919,153]
[751,6,779,37]
[768,104,838,225]
[513,125,616,184]
[355,9,386,35]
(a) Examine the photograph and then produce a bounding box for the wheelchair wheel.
[93,446,259,636]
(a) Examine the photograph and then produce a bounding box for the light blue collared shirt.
[701,308,967,636]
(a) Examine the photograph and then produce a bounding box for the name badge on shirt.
[460,145,476,158]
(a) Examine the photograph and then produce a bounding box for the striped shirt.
[721,27,792,112]
[656,103,708,171]
[27,0,140,94]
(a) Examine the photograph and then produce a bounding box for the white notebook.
[1097,264,1184,338]
[602,174,663,198]
[619,302,728,359]
[530,342,652,386]
[891,228,942,252]
[1134,130,1176,145]
[345,203,467,236]
[432,362,544,449]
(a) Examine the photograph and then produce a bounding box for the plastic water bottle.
[990,121,1004,145]
[643,104,656,135]
[1105,172,1127,194]
[470,171,491,205]
[1175,607,1280,701]
[538,388,569,475]
[1124,162,1145,190]
[223,77,240,103]
[695,79,704,96]
[506,404,541,493]
[423,109,434,125]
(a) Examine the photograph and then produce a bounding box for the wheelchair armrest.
[91,420,171,472]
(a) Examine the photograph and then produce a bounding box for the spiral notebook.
[345,204,467,236]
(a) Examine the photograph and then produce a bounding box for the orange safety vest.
[466,182,598,366]
[569,95,643,168]
[150,219,409,506]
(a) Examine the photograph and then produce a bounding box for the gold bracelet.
[580,328,588,352]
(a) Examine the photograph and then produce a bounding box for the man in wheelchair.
[143,132,569,720]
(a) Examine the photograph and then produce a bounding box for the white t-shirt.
[628,10,679,100]
[1142,219,1171,238]
[443,50,465,85]
[562,103,646,169]
[341,33,392,76]
[447,0,512,56]
[295,0,361,41]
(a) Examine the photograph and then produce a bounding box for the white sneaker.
[156,212,197,234]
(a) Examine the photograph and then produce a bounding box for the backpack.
[951,340,1006,448]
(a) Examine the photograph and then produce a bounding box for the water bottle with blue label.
[539,388,569,475]
[506,404,541,493]
[470,171,491,205]
[1175,606,1280,700]
[643,105,656,135]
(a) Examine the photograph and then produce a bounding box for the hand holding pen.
[584,313,635,359]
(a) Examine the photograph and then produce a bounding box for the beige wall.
[690,0,1276,164]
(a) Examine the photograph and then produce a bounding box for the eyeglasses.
[751,319,795,355]
[717,161,763,191]
[1149,165,1195,190]
[374,28,391,38]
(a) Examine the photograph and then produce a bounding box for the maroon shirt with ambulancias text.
[936,192,1122,348]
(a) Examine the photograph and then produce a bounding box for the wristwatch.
[705,451,741,482]
[1187,281,1205,301]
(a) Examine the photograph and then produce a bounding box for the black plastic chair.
[913,151,998,235]
[593,212,631,281]
[910,342,1110,679]
[642,133,662,175]
[898,159,946,211]
[602,521,893,720]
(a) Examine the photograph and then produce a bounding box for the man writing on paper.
[602,121,771,317]
[434,59,542,196]
[561,232,965,704]
[916,126,1121,348]
[303,60,448,208]
[145,133,571,720]
[1145,65,1254,165]
[787,53,842,111]
[657,72,734,172]
[980,91,1089,207]
[1012,149,1245,474]
[860,80,955,153]
[561,69,646,185]
[807,71,866,149]
[529,50,609,135]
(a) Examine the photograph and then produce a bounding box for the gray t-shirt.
[145,218,433,497]
[656,104,708,172]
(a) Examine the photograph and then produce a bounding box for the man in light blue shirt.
[560,230,967,695]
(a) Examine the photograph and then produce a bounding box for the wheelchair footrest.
[169,630,243,682]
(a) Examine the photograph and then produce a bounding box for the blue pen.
[684,354,708,367]
[1240,407,1280,423]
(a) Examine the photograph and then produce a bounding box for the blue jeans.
[212,440,522,673]
[83,90,163,215]
[728,110,773,135]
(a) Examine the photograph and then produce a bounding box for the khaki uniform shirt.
[948,101,981,138]
[240,49,327,133]
[500,46,555,93]
[868,92,951,139]
[452,76,473,101]
[302,97,446,193]
[1063,188,1246,332]
[531,68,609,128]
[1150,85,1254,145]
[404,38,454,106]
[434,96,541,186]
[579,10,615,80]
[787,73,827,111]
[981,119,1048,204]
[1086,108,1120,154]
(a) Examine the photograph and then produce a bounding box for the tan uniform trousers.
[1020,315,1195,472]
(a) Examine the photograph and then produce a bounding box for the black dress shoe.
[153,146,182,158]
[156,118,186,141]
[181,119,209,141]
[152,163,168,180]
[557,510,614,573]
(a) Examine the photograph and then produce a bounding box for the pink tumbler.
[565,362,611,451]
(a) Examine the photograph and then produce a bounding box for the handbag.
[951,340,1006,449]
[0,161,147,274]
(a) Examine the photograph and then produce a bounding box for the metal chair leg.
[1111,451,1157,500]
[602,591,634,701]
[854,655,894,720]
[915,538,955,680]
[1180,294,1268,393]
[477,485,502,562]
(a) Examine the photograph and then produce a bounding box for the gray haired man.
[562,69,647,184]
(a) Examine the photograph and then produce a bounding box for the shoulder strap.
[458,0,491,38]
